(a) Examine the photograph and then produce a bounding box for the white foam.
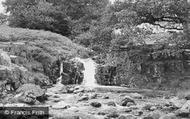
[74,57,98,87]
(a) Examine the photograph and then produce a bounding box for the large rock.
[52,101,70,109]
[143,111,162,119]
[97,107,117,116]
[119,96,135,106]
[95,65,116,85]
[0,50,51,94]
[17,91,39,105]
[107,101,116,107]
[185,94,190,100]
[175,100,190,118]
[159,113,177,119]
[118,115,137,119]
[78,95,89,101]
[169,97,186,109]
[106,111,119,118]
[89,93,98,99]
[130,93,143,99]
[16,84,47,103]
[0,50,11,66]
[61,60,84,85]
[90,101,101,108]
[73,87,85,94]
[0,65,29,93]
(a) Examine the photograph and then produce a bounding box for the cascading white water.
[74,58,98,87]
[56,62,63,85]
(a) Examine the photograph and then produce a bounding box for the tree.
[112,0,190,40]
[0,13,7,24]
[3,0,71,36]
[93,0,190,88]
[3,0,109,37]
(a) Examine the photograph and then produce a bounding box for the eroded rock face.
[0,49,52,95]
[0,60,29,93]
[60,60,84,85]
[95,65,116,85]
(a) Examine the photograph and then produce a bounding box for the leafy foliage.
[0,13,7,24]
[93,0,190,89]
[3,0,109,37]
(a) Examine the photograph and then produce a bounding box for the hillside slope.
[0,25,87,90]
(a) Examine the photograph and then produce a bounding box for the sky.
[0,0,5,13]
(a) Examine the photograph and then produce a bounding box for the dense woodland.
[1,0,190,90]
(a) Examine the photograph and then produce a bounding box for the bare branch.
[151,23,183,30]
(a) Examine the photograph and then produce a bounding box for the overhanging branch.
[152,23,183,30]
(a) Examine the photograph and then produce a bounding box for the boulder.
[0,65,29,92]
[175,100,190,118]
[67,87,75,93]
[159,113,177,119]
[150,106,157,111]
[127,102,136,107]
[0,50,11,66]
[118,115,137,119]
[185,94,190,100]
[132,110,143,116]
[17,84,47,102]
[52,101,70,109]
[97,107,117,116]
[169,97,186,109]
[142,104,156,111]
[73,88,85,94]
[17,92,38,105]
[119,96,135,106]
[89,93,98,99]
[50,112,97,119]
[143,111,162,119]
[130,93,143,99]
[119,108,132,113]
[102,95,109,99]
[78,95,89,101]
[107,101,116,107]
[106,111,119,118]
[90,101,101,108]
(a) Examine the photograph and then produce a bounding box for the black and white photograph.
[0,0,190,119]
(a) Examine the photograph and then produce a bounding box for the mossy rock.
[17,83,46,97]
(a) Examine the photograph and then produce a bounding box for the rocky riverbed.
[1,83,190,119]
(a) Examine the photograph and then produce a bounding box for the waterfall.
[57,61,63,85]
[74,58,98,87]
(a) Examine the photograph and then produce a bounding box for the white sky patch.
[110,0,115,4]
[0,0,5,14]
